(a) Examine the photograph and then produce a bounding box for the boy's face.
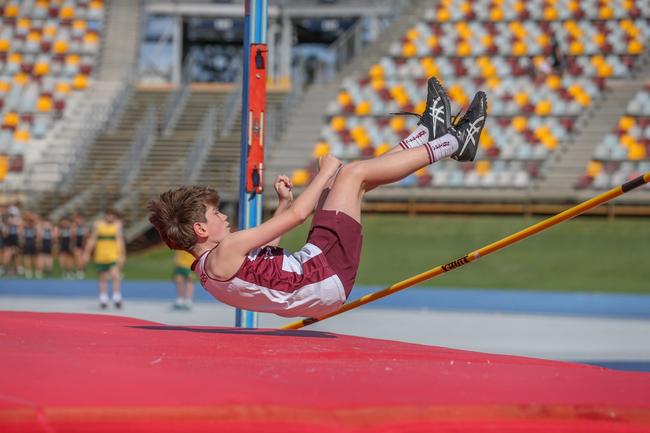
[204,205,230,241]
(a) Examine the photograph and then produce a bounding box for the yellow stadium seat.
[14,129,30,143]
[90,0,104,9]
[84,32,99,45]
[43,25,58,39]
[390,116,406,132]
[596,63,613,78]
[374,143,391,157]
[592,33,606,46]
[512,41,527,56]
[534,125,551,139]
[599,6,614,19]
[618,116,635,131]
[576,92,591,107]
[13,73,29,86]
[457,41,472,57]
[567,0,579,12]
[586,161,603,178]
[475,160,491,176]
[368,64,384,80]
[291,169,309,187]
[536,34,550,48]
[567,84,583,97]
[355,133,371,150]
[591,55,605,67]
[486,77,500,90]
[3,112,20,127]
[545,74,562,90]
[351,126,366,139]
[73,20,88,32]
[0,39,9,52]
[448,85,469,106]
[0,156,8,181]
[66,54,81,65]
[355,100,371,116]
[56,81,71,94]
[426,35,438,49]
[402,42,417,58]
[436,9,451,22]
[489,8,504,21]
[481,34,494,48]
[628,143,646,160]
[535,100,553,116]
[405,28,419,41]
[337,91,351,107]
[36,96,53,112]
[4,4,19,18]
[53,40,69,54]
[414,100,426,115]
[512,116,528,132]
[620,135,636,149]
[330,116,346,132]
[27,31,41,43]
[73,74,88,89]
[514,92,529,107]
[541,134,558,150]
[0,81,10,93]
[8,53,22,65]
[313,142,330,158]
[628,40,644,55]
[17,18,30,30]
[370,79,385,91]
[60,6,75,20]
[569,41,584,55]
[514,1,525,13]
[622,0,634,10]
[479,129,494,149]
[34,61,50,76]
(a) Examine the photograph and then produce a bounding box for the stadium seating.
[0,0,104,175]
[298,0,650,190]
[577,81,650,189]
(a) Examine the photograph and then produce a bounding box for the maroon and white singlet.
[194,209,363,318]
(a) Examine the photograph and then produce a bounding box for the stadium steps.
[264,1,426,194]
[97,0,140,82]
[536,74,650,201]
[37,90,169,219]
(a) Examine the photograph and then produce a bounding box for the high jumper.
[148,77,488,318]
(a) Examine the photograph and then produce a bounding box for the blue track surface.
[2,279,650,319]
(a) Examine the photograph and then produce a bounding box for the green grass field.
[122,214,649,293]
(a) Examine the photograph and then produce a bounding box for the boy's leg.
[321,91,487,223]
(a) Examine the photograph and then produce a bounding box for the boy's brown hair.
[147,186,220,251]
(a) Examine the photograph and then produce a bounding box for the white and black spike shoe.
[451,91,487,162]
[420,76,452,140]
[392,76,452,141]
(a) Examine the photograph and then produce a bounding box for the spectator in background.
[550,36,565,73]
[83,209,126,309]
[172,249,195,310]
[57,216,75,279]
[2,206,21,277]
[38,217,55,277]
[72,212,88,279]
[21,213,39,279]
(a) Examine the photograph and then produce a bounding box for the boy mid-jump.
[148,77,487,318]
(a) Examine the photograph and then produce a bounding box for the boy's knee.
[338,161,364,180]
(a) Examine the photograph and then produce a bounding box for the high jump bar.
[281,172,650,330]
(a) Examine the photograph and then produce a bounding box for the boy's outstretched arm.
[222,155,341,256]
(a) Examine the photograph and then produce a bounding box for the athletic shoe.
[114,301,122,309]
[392,76,452,141]
[100,302,108,310]
[420,76,452,140]
[450,91,487,162]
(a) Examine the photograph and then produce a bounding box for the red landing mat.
[1,311,650,433]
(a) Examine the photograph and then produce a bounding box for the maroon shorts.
[307,209,362,297]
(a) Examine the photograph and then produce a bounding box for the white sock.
[399,124,429,149]
[423,133,459,163]
[99,293,109,304]
[112,292,122,303]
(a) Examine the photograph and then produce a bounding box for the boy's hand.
[274,175,293,202]
[319,154,342,176]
